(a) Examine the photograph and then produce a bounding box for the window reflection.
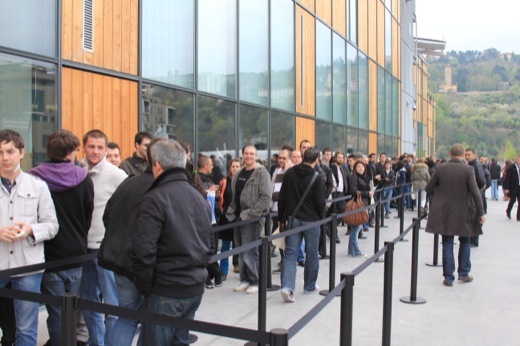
[333,34,347,125]
[358,129,368,154]
[140,84,194,146]
[142,0,195,89]
[239,104,268,166]
[0,0,56,57]
[0,53,57,168]
[347,127,358,154]
[198,0,237,98]
[316,22,331,121]
[239,0,268,106]
[378,66,385,134]
[270,0,294,111]
[333,126,347,154]
[198,95,236,174]
[346,43,358,127]
[316,120,331,151]
[270,110,294,151]
[358,53,368,129]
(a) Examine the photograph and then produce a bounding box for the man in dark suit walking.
[504,155,520,221]
[425,144,486,287]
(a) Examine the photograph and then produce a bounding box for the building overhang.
[415,37,446,57]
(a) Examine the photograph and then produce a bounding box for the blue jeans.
[382,188,393,215]
[281,218,320,293]
[491,179,499,200]
[348,225,363,256]
[219,240,231,275]
[145,294,202,346]
[234,220,264,285]
[404,184,412,209]
[106,274,144,346]
[0,273,43,346]
[41,267,83,346]
[80,253,119,346]
[297,240,306,263]
[442,236,471,283]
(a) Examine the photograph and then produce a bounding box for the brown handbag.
[342,192,370,226]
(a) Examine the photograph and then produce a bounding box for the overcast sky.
[415,0,519,54]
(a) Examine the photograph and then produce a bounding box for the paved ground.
[4,192,519,345]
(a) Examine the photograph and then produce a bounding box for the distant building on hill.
[439,65,458,93]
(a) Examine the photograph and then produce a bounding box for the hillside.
[427,49,520,159]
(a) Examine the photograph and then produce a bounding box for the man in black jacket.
[465,148,486,247]
[489,158,501,201]
[504,155,520,221]
[98,137,165,346]
[132,139,212,345]
[278,147,325,303]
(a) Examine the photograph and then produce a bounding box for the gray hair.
[150,139,186,170]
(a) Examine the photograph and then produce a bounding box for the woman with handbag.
[347,160,374,257]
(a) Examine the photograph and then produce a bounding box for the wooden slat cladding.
[297,0,315,13]
[62,0,138,75]
[357,0,368,53]
[316,0,332,26]
[376,0,385,66]
[369,132,378,154]
[61,68,138,160]
[296,116,315,147]
[332,0,346,37]
[295,6,316,116]
[367,0,377,58]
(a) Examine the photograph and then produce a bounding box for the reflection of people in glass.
[106,142,122,167]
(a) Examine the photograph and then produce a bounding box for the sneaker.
[356,253,368,258]
[205,278,214,289]
[385,214,390,219]
[245,285,259,294]
[233,281,250,292]
[458,275,473,283]
[303,285,320,294]
[443,279,453,287]
[281,288,295,302]
[298,260,305,267]
[214,276,223,287]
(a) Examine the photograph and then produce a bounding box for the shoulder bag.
[343,191,370,226]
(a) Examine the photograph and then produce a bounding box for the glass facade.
[316,22,332,121]
[239,0,268,106]
[358,52,369,129]
[239,104,268,165]
[0,52,57,167]
[0,0,56,57]
[316,120,332,152]
[142,0,195,89]
[332,33,347,125]
[346,42,358,127]
[270,0,294,111]
[198,0,237,98]
[270,110,294,151]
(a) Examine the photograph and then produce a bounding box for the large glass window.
[198,96,236,162]
[141,84,194,146]
[346,127,358,154]
[0,53,57,167]
[316,22,331,121]
[316,120,331,151]
[333,126,347,154]
[270,0,294,111]
[358,53,368,129]
[377,66,385,134]
[358,129,368,154]
[239,104,268,165]
[198,0,237,98]
[385,72,392,135]
[385,9,392,72]
[271,111,294,151]
[333,34,347,125]
[239,0,268,106]
[346,43,358,127]
[392,78,399,137]
[0,0,56,57]
[142,1,195,89]
[348,0,358,45]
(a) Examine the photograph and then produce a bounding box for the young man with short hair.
[120,131,153,176]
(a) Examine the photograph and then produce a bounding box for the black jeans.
[0,283,15,345]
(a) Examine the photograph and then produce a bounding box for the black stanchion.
[380,193,388,228]
[400,219,426,304]
[320,214,341,297]
[258,236,269,336]
[398,194,408,242]
[340,273,355,346]
[374,203,384,263]
[320,222,329,259]
[61,293,78,345]
[265,216,280,291]
[382,242,394,346]
[425,233,442,267]
[417,190,423,229]
[270,328,289,346]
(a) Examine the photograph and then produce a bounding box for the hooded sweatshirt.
[278,163,326,222]
[29,161,94,270]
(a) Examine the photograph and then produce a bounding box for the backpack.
[396,168,407,186]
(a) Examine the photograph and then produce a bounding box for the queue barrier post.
[400,219,427,305]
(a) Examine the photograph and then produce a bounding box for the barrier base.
[189,333,198,343]
[399,238,409,242]
[319,289,341,297]
[425,262,442,267]
[400,296,427,304]
[267,284,281,292]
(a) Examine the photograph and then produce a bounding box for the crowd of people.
[0,126,518,345]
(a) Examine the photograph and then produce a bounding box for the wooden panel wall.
[369,61,378,131]
[369,132,378,154]
[392,0,400,23]
[297,0,315,12]
[62,68,138,159]
[392,19,400,77]
[296,117,315,147]
[62,0,138,75]
[376,0,385,66]
[367,0,377,58]
[357,0,368,53]
[296,6,316,116]
[316,0,332,26]
[332,0,346,37]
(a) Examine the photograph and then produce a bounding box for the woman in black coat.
[347,160,374,257]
